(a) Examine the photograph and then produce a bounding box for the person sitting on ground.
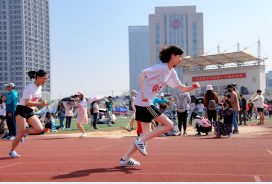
[44,112,58,132]
[159,103,181,136]
[213,99,233,138]
[97,113,106,124]
[189,111,210,136]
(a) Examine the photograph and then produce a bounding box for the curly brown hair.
[159,45,184,63]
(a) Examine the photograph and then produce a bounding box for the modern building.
[0,0,51,100]
[149,6,204,93]
[129,6,204,93]
[266,71,272,88]
[129,26,150,92]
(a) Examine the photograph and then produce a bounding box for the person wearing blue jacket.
[5,83,18,140]
[153,94,172,127]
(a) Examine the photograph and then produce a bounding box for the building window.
[193,22,197,57]
[173,14,176,45]
[164,15,167,45]
[186,15,188,56]
[268,79,272,87]
[169,15,172,45]
[155,23,160,64]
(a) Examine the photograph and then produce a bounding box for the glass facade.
[173,14,176,45]
[0,0,51,99]
[129,26,150,91]
[169,15,172,45]
[164,16,167,45]
[193,22,197,57]
[186,15,188,56]
[156,23,160,64]
[180,15,184,48]
[268,79,272,87]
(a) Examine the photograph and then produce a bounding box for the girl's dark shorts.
[135,105,163,123]
[15,105,35,119]
[257,108,264,112]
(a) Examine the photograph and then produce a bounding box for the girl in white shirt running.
[9,70,48,158]
[120,45,200,166]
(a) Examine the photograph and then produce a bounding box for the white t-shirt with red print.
[18,82,42,109]
[135,63,183,107]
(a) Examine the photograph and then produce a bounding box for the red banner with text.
[192,73,246,82]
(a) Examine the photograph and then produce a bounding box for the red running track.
[0,126,272,182]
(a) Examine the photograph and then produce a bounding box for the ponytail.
[28,69,47,79]
[28,71,37,79]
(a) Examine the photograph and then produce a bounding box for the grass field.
[48,115,270,134]
[46,118,130,134]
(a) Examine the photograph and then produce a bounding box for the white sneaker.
[213,135,221,138]
[120,157,140,166]
[133,138,147,156]
[79,133,87,137]
[228,133,232,138]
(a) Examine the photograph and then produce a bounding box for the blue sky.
[50,0,272,99]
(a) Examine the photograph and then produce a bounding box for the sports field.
[0,118,272,182]
[49,116,267,133]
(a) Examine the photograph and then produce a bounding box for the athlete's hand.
[41,100,47,105]
[141,93,148,102]
[34,107,38,112]
[192,82,200,89]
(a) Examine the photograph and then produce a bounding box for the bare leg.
[122,114,173,160]
[10,115,26,151]
[91,121,94,129]
[140,114,173,142]
[130,119,135,129]
[11,115,43,151]
[151,121,155,130]
[77,124,85,133]
[123,122,152,160]
[25,115,43,134]
[260,112,264,124]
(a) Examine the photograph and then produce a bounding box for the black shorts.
[15,105,35,119]
[135,105,163,123]
[257,108,263,112]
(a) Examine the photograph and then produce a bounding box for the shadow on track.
[51,166,141,180]
[0,157,15,160]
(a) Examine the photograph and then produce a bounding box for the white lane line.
[267,150,272,155]
[93,145,112,150]
[3,161,272,165]
[254,175,262,182]
[0,163,22,169]
[0,172,270,178]
[0,153,271,157]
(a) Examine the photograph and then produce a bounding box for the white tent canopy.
[178,49,261,70]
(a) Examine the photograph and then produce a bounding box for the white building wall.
[183,65,266,96]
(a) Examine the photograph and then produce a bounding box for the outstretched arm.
[177,83,200,93]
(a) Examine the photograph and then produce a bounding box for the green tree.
[121,89,131,96]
